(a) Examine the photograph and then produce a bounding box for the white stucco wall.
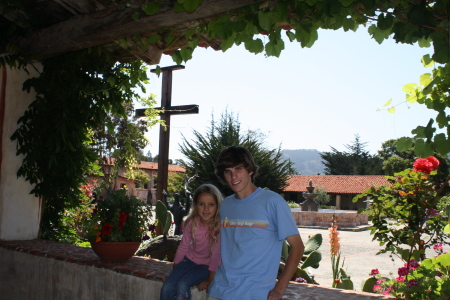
[0,66,42,240]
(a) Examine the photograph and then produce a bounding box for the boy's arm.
[268,234,305,300]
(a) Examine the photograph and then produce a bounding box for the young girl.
[160,184,222,300]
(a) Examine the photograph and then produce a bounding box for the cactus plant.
[361,275,389,293]
[280,233,323,283]
[336,268,354,290]
[155,200,173,238]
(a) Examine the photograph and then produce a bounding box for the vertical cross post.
[155,65,183,203]
[136,65,198,204]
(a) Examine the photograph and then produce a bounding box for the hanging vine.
[10,48,153,240]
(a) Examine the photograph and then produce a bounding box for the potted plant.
[81,188,153,262]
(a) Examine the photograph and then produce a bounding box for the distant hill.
[281,149,325,175]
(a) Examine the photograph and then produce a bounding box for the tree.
[125,169,150,189]
[91,100,157,190]
[320,147,353,175]
[321,135,383,175]
[314,187,331,207]
[179,111,295,196]
[378,139,416,175]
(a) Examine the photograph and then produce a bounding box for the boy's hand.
[198,279,212,291]
[267,289,283,299]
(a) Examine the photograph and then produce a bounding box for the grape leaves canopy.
[157,0,449,157]
[1,0,449,157]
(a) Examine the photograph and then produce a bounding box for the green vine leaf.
[444,224,450,234]
[417,37,431,48]
[173,2,185,13]
[146,34,160,44]
[107,76,115,87]
[131,10,140,21]
[208,16,234,39]
[182,0,203,13]
[220,34,236,52]
[171,51,183,65]
[433,133,450,155]
[368,24,391,44]
[421,54,434,67]
[141,2,160,16]
[412,119,435,140]
[431,32,450,64]
[377,13,394,30]
[413,139,434,157]
[338,0,354,7]
[405,92,417,104]
[294,26,318,48]
[342,18,358,32]
[286,31,296,42]
[165,31,175,44]
[155,65,161,77]
[419,73,432,86]
[244,38,264,54]
[402,83,417,94]
[266,32,284,57]
[436,111,449,128]
[187,37,199,49]
[180,47,193,62]
[397,137,413,152]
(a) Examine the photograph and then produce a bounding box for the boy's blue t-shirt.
[208,188,299,300]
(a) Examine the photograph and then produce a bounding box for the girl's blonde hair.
[184,184,223,253]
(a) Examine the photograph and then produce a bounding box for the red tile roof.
[138,161,185,173]
[285,175,391,194]
[100,158,185,173]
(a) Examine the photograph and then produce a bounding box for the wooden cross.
[136,65,199,203]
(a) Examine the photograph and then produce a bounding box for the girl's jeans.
[160,256,210,300]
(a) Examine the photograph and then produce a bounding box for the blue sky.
[136,27,437,160]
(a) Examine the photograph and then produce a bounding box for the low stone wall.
[0,240,392,300]
[291,210,368,228]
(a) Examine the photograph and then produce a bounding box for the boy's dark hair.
[215,146,259,184]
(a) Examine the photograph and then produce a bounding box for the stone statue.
[165,173,198,235]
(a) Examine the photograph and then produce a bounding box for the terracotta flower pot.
[90,241,140,262]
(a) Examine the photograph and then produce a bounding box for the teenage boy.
[208,146,304,300]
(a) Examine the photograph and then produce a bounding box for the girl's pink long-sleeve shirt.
[173,218,221,272]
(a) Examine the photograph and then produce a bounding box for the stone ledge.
[0,239,393,300]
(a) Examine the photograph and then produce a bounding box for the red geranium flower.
[370,269,380,276]
[426,156,440,169]
[398,266,409,276]
[118,212,128,231]
[101,223,113,235]
[413,156,439,174]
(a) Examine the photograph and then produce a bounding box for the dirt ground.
[297,226,450,292]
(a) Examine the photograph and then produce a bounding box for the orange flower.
[95,236,101,242]
[399,191,406,197]
[329,225,340,255]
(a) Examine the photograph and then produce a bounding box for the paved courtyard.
[298,226,450,292]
